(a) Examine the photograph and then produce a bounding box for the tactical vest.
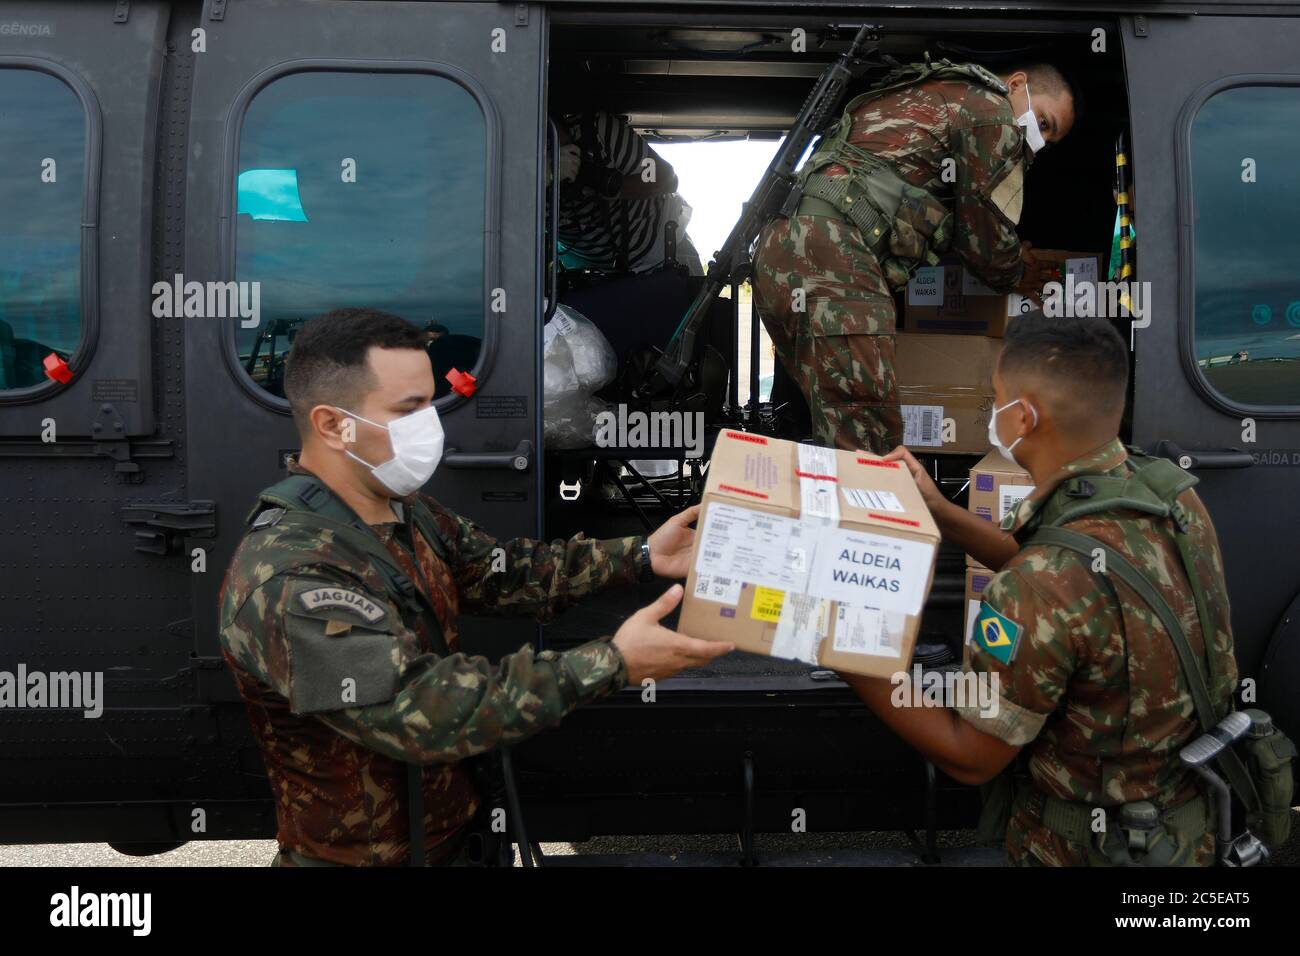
[246,472,456,866]
[990,450,1294,863]
[793,57,1011,288]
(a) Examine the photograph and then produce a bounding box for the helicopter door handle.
[1155,441,1255,470]
[442,439,532,472]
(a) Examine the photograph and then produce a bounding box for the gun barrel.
[646,24,879,392]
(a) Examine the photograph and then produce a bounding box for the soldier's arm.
[951,117,1026,293]
[221,572,628,765]
[838,565,1078,784]
[423,497,644,621]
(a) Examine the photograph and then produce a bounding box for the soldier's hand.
[612,584,733,684]
[1016,241,1051,303]
[882,445,952,519]
[647,504,700,579]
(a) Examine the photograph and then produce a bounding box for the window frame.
[0,57,102,405]
[220,59,502,414]
[1177,73,1300,420]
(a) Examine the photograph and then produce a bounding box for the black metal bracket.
[114,1,130,23]
[121,500,216,555]
[209,0,227,21]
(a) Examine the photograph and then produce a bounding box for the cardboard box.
[964,564,995,663]
[966,450,1034,566]
[903,250,1105,338]
[894,333,1001,455]
[996,249,1104,337]
[902,254,1006,335]
[679,430,940,677]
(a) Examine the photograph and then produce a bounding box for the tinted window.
[235,72,486,399]
[0,69,85,391]
[1192,86,1300,406]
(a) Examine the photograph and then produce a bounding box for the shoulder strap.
[839,57,1008,119]
[1027,525,1260,817]
[254,475,447,646]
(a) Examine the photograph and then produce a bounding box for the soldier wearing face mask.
[751,60,1077,454]
[218,308,732,867]
[837,313,1238,866]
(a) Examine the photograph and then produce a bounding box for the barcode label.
[998,483,1034,522]
[902,405,944,447]
[693,574,741,606]
[841,487,904,513]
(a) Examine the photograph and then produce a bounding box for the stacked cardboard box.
[894,333,1001,455]
[901,250,1103,338]
[680,430,940,677]
[963,451,1034,657]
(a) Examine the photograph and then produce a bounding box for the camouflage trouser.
[1005,801,1217,867]
[751,212,903,454]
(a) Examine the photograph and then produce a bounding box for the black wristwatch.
[637,540,655,583]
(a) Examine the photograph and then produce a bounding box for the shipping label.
[902,405,945,447]
[833,605,905,658]
[771,593,829,665]
[841,487,904,513]
[806,528,935,615]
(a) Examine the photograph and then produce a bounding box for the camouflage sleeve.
[952,565,1078,746]
[422,496,644,621]
[951,118,1026,293]
[220,571,629,764]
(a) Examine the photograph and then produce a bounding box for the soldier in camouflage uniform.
[751,62,1076,453]
[838,314,1235,866]
[219,308,731,866]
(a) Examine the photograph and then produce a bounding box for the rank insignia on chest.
[298,587,386,625]
[974,602,1022,665]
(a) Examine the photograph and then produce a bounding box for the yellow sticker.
[751,587,785,622]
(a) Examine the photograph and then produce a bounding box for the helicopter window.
[0,68,86,391]
[234,71,486,399]
[1191,84,1300,407]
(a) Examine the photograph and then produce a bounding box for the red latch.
[43,353,73,384]
[445,368,477,398]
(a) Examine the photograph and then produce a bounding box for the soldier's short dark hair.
[284,308,427,430]
[999,311,1128,432]
[1006,62,1071,99]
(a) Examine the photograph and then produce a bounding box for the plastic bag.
[543,305,617,448]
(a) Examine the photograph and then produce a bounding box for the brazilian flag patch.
[974,602,1022,665]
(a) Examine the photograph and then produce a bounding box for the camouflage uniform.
[219,460,647,866]
[752,73,1027,453]
[955,439,1237,866]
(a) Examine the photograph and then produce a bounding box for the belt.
[794,174,892,258]
[1014,782,1211,846]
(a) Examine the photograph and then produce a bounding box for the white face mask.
[988,398,1038,467]
[337,405,444,497]
[1014,82,1046,154]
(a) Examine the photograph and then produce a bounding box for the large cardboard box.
[964,564,995,664]
[894,333,1001,455]
[903,250,1104,338]
[966,450,1034,567]
[680,430,940,677]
